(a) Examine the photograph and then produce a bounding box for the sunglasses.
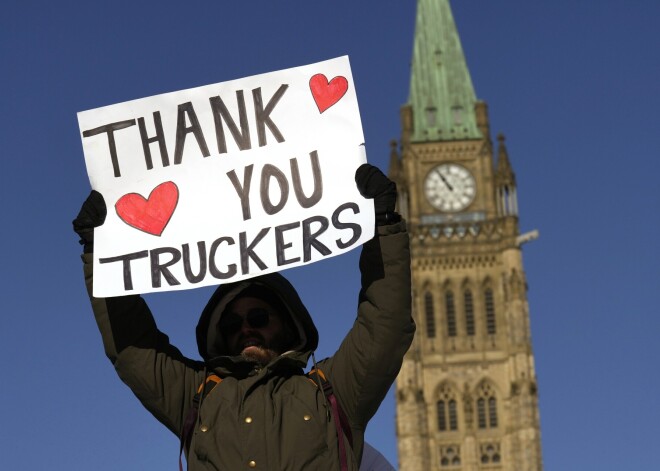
[219,308,271,335]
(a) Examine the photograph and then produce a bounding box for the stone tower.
[392,1,543,470]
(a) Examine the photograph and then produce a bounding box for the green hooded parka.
[82,221,413,470]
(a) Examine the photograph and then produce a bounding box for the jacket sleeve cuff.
[375,219,407,237]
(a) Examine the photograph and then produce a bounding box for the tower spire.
[408,0,482,142]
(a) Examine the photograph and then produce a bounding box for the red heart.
[309,74,349,113]
[115,181,179,236]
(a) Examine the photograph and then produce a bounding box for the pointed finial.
[388,139,401,179]
[495,132,515,183]
[497,133,509,159]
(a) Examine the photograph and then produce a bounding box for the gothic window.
[448,400,458,430]
[499,185,518,216]
[424,292,436,338]
[464,289,475,336]
[488,397,498,428]
[437,385,458,432]
[437,400,447,431]
[476,382,498,430]
[445,291,457,337]
[477,397,486,428]
[480,442,501,465]
[439,445,461,468]
[484,288,496,335]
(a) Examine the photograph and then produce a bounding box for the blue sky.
[1,1,659,470]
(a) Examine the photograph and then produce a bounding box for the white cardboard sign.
[78,56,374,297]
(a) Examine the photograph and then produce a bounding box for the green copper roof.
[408,0,482,142]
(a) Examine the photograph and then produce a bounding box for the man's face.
[220,296,290,365]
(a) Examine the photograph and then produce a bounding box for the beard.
[238,328,293,366]
[240,345,280,366]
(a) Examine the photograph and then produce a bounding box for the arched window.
[440,445,461,468]
[424,292,436,338]
[445,291,457,337]
[464,289,475,336]
[488,397,498,428]
[437,385,458,432]
[476,382,498,429]
[480,443,501,465]
[477,398,487,429]
[484,288,496,335]
[437,400,447,431]
[448,399,458,430]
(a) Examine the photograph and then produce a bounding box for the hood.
[196,272,319,362]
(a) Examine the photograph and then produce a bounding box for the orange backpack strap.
[196,374,222,394]
[307,368,353,471]
[179,374,223,470]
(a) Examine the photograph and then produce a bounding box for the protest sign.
[78,56,374,297]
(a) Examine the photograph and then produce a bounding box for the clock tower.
[392,1,543,470]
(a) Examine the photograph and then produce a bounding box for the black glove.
[355,163,401,226]
[72,190,107,253]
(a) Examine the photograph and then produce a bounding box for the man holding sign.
[74,164,412,470]
[74,58,414,470]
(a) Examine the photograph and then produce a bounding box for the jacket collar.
[207,348,312,378]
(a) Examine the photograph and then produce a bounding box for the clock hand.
[436,170,454,191]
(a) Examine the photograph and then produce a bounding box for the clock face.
[424,164,476,212]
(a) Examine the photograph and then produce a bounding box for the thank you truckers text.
[78,56,374,297]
